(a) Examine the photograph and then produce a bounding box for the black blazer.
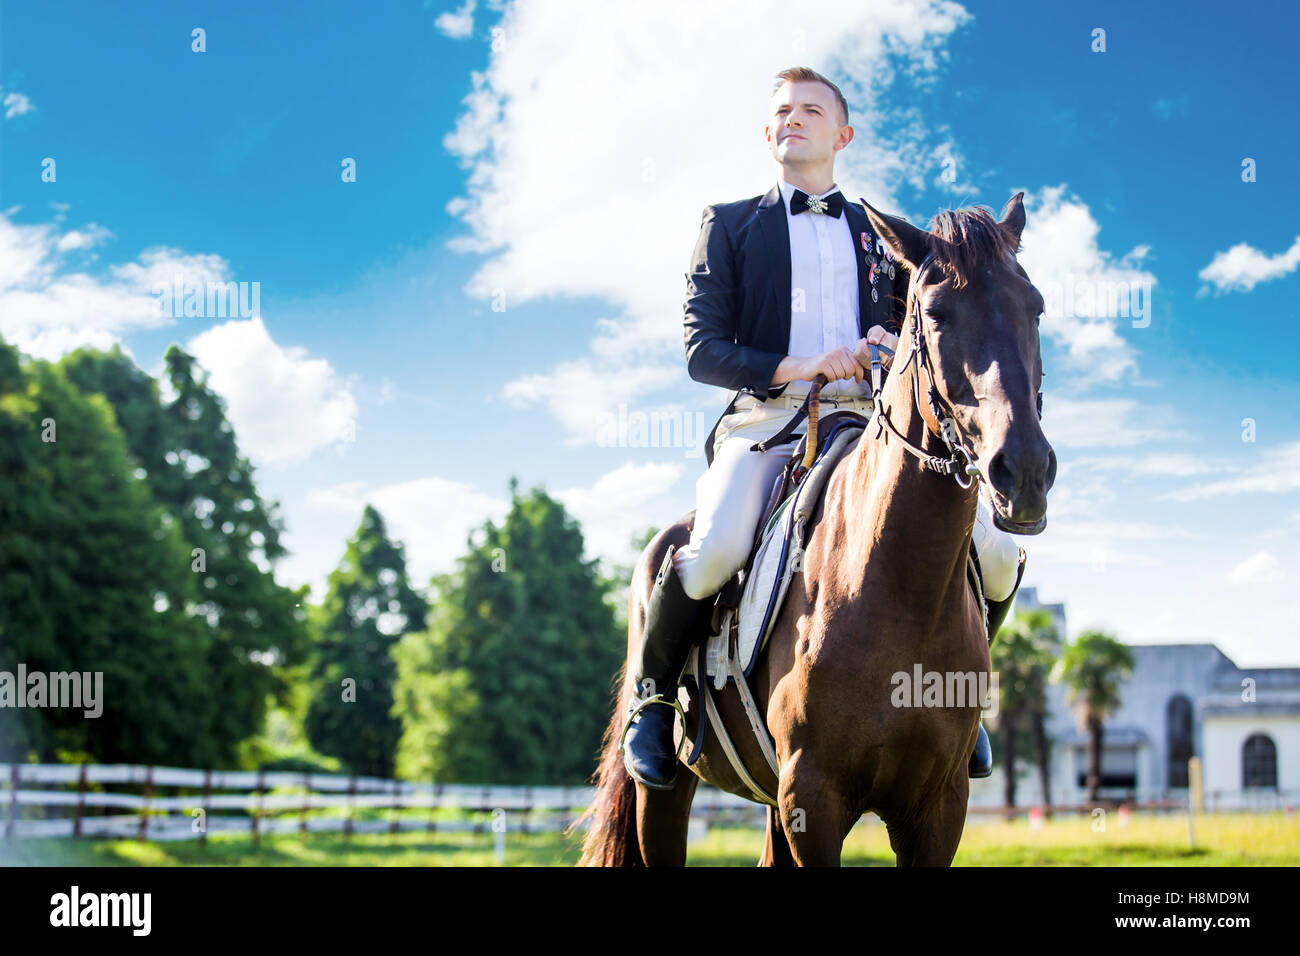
[683,182,907,466]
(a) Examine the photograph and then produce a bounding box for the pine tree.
[306,505,427,777]
[393,480,624,784]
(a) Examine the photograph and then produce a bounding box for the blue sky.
[1,0,1297,664]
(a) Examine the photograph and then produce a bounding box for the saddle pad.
[705,422,866,680]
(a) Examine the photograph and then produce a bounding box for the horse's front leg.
[778,750,855,866]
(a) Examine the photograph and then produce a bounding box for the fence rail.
[1,762,766,843]
[4,763,1293,845]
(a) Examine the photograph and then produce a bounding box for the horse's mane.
[923,206,1021,289]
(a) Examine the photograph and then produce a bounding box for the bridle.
[860,253,982,488]
[762,251,1044,484]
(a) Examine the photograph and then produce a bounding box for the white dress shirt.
[777,177,867,398]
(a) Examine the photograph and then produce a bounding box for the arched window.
[1166,696,1194,788]
[1242,734,1277,789]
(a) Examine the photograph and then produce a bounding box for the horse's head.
[862,193,1056,534]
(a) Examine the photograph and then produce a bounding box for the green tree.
[990,608,1060,811]
[393,480,624,784]
[1052,630,1135,803]
[0,339,215,764]
[59,343,310,764]
[306,506,427,777]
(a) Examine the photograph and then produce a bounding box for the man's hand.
[769,327,901,389]
[801,345,864,384]
[854,325,899,369]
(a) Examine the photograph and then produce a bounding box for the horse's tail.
[569,671,644,867]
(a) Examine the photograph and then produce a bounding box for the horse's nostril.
[988,451,1018,495]
[1045,447,1058,490]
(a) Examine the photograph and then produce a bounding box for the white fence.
[0,763,769,842]
[5,763,1292,845]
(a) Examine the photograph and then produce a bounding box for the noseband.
[865,252,1045,488]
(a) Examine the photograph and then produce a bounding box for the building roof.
[1058,725,1150,747]
[1201,693,1300,718]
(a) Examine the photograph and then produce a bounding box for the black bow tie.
[790,188,844,218]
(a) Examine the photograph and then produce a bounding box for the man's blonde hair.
[773,67,849,127]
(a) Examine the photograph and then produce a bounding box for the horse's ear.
[859,198,929,270]
[998,191,1026,245]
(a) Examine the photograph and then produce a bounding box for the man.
[621,67,1027,790]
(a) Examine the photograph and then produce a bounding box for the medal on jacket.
[863,231,881,302]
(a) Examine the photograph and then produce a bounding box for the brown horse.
[573,193,1055,866]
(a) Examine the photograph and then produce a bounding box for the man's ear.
[859,199,929,269]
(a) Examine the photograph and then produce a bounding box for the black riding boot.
[969,546,1028,779]
[620,545,709,789]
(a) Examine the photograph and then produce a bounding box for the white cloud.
[0,212,228,360]
[435,0,477,39]
[436,0,478,38]
[2,90,34,119]
[1030,517,1189,569]
[1226,550,1285,585]
[555,460,684,561]
[1198,235,1300,294]
[55,224,113,253]
[185,317,359,468]
[443,0,975,442]
[1018,185,1157,384]
[501,357,683,445]
[306,475,509,586]
[1164,439,1300,502]
[1039,395,1185,450]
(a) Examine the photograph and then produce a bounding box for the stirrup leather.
[617,693,687,759]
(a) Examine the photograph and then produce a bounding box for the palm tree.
[1052,631,1135,804]
[990,609,1061,813]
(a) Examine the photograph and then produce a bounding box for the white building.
[969,590,1300,809]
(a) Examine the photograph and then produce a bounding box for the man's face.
[765,80,852,166]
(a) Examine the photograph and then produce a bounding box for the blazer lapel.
[756,184,791,350]
[843,201,873,337]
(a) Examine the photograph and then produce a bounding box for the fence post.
[1187,756,1202,850]
[137,766,154,842]
[6,764,19,839]
[300,773,311,839]
[344,775,357,841]
[199,769,211,850]
[390,779,402,836]
[427,781,439,834]
[252,768,265,848]
[73,764,88,840]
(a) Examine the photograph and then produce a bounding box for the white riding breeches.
[672,393,1024,603]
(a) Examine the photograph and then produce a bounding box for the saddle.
[677,409,991,806]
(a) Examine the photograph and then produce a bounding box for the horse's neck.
[835,348,979,610]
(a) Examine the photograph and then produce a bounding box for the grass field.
[3,812,1297,866]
